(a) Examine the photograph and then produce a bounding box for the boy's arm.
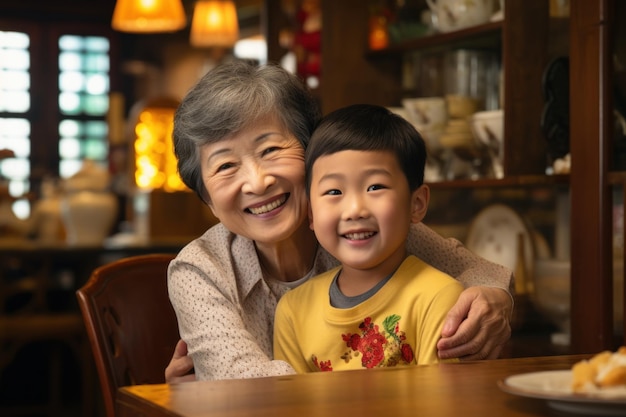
[407,223,513,360]
[417,281,466,365]
[273,297,309,374]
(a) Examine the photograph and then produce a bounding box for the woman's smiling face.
[200,117,309,244]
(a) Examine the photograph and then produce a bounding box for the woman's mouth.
[246,194,288,215]
[344,231,376,240]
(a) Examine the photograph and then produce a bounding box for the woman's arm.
[408,223,514,291]
[436,286,512,360]
[167,239,295,380]
[407,223,514,360]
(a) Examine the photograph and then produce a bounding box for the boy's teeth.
[345,232,374,240]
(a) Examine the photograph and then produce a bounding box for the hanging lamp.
[190,1,239,48]
[111,0,187,33]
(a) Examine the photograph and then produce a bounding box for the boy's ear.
[410,185,430,224]
[308,204,314,230]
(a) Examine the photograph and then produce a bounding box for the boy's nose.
[342,194,370,221]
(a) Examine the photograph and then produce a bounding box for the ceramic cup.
[445,94,482,119]
[469,109,504,178]
[469,109,504,147]
[426,0,496,33]
[402,97,448,154]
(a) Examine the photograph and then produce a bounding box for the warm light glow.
[111,0,187,33]
[190,1,239,48]
[133,99,186,192]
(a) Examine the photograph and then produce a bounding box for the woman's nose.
[240,162,275,194]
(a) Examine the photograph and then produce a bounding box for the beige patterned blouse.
[167,222,512,381]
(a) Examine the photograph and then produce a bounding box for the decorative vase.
[61,190,118,246]
[60,160,118,246]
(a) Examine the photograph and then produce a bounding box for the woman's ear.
[410,185,430,224]
[208,207,219,221]
[205,199,219,220]
[203,195,223,224]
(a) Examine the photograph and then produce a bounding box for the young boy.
[273,104,464,373]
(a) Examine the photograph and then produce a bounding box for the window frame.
[0,18,119,198]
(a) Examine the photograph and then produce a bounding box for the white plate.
[465,204,534,292]
[498,370,626,416]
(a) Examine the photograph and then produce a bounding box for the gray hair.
[173,60,321,203]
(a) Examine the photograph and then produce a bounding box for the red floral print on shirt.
[311,315,415,371]
[312,355,333,371]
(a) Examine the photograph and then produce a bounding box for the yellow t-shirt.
[273,255,464,373]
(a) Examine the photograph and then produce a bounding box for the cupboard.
[266,0,625,353]
[569,0,624,352]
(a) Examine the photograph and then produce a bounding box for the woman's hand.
[436,286,512,360]
[165,339,196,383]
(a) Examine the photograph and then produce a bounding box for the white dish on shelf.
[465,204,534,291]
[498,370,626,416]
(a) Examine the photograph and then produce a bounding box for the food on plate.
[572,346,626,393]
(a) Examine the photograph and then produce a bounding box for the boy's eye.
[324,189,342,196]
[367,184,386,191]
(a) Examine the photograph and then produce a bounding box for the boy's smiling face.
[308,149,429,277]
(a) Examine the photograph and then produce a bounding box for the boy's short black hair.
[305,104,427,195]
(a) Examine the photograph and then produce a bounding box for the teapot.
[426,0,496,33]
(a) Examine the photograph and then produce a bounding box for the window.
[57,34,111,178]
[0,30,31,218]
[0,20,116,219]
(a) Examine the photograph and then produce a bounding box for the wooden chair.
[76,253,180,417]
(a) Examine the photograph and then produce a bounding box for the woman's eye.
[262,146,280,156]
[216,162,235,172]
[324,189,342,196]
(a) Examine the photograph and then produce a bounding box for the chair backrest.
[76,253,179,417]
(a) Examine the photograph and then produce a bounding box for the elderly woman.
[166,60,513,382]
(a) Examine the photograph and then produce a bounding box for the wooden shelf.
[608,171,626,185]
[427,174,569,189]
[365,21,503,58]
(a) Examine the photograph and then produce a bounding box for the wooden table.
[117,354,594,417]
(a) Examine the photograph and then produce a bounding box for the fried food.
[572,347,626,393]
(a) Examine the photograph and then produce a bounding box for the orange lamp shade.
[190,1,239,48]
[111,0,187,33]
